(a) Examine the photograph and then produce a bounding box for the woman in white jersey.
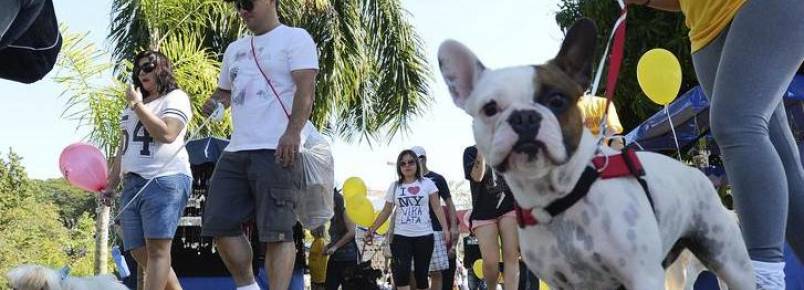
[366,149,450,290]
[101,50,193,290]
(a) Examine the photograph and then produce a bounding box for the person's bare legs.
[130,242,182,290]
[214,235,256,286]
[265,241,296,290]
[498,217,520,290]
[144,239,182,290]
[475,224,501,290]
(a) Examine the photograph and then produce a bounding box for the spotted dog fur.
[437,19,755,290]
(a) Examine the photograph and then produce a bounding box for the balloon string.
[665,105,682,160]
[112,111,220,221]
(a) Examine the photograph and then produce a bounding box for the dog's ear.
[551,18,597,91]
[438,40,486,110]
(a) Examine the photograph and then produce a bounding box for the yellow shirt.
[577,96,623,137]
[308,238,328,284]
[679,0,747,52]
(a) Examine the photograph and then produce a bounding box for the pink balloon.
[59,143,108,192]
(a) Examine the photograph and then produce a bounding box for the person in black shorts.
[463,145,519,290]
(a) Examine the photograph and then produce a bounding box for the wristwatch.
[129,100,142,108]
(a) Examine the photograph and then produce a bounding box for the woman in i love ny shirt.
[367,149,450,290]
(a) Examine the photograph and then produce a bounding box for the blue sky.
[0,0,564,194]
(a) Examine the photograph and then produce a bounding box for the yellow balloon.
[343,177,367,201]
[375,210,390,235]
[346,197,375,227]
[473,259,484,279]
[637,48,682,105]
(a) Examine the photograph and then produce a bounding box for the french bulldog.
[437,18,755,289]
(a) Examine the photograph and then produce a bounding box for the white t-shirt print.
[384,178,439,237]
[119,89,193,179]
[218,25,319,152]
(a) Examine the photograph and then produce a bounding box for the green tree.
[555,1,698,130]
[108,0,430,142]
[0,152,99,287]
[34,178,97,226]
[0,149,34,210]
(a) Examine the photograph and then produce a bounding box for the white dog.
[437,18,755,289]
[6,264,129,290]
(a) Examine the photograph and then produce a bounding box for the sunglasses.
[134,62,156,74]
[399,160,417,167]
[234,0,254,11]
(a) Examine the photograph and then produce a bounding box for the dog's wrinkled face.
[438,19,597,178]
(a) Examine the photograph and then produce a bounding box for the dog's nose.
[508,110,542,137]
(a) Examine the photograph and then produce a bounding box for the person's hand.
[443,230,451,247]
[325,245,337,256]
[276,130,301,168]
[447,231,458,257]
[126,84,143,106]
[364,228,375,245]
[201,98,220,117]
[609,137,625,150]
[99,189,117,207]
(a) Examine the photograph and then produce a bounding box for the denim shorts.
[119,173,191,250]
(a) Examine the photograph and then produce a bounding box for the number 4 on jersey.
[122,122,153,157]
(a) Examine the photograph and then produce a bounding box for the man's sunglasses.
[134,62,156,74]
[234,0,254,11]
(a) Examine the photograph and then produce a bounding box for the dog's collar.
[515,148,653,227]
[58,266,70,281]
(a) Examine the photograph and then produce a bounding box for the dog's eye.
[482,101,499,117]
[545,92,568,110]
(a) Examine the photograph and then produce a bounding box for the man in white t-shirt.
[200,1,319,290]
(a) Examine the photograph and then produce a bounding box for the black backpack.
[0,0,62,84]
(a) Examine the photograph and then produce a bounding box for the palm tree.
[109,0,431,143]
[56,0,430,275]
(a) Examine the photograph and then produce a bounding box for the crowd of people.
[101,0,803,289]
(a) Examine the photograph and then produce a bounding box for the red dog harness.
[515,148,655,227]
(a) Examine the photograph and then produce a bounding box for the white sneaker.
[753,260,786,290]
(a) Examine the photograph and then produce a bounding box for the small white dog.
[6,264,129,290]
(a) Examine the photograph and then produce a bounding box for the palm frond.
[110,0,239,71]
[55,28,125,156]
[159,33,231,137]
[105,0,431,144]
